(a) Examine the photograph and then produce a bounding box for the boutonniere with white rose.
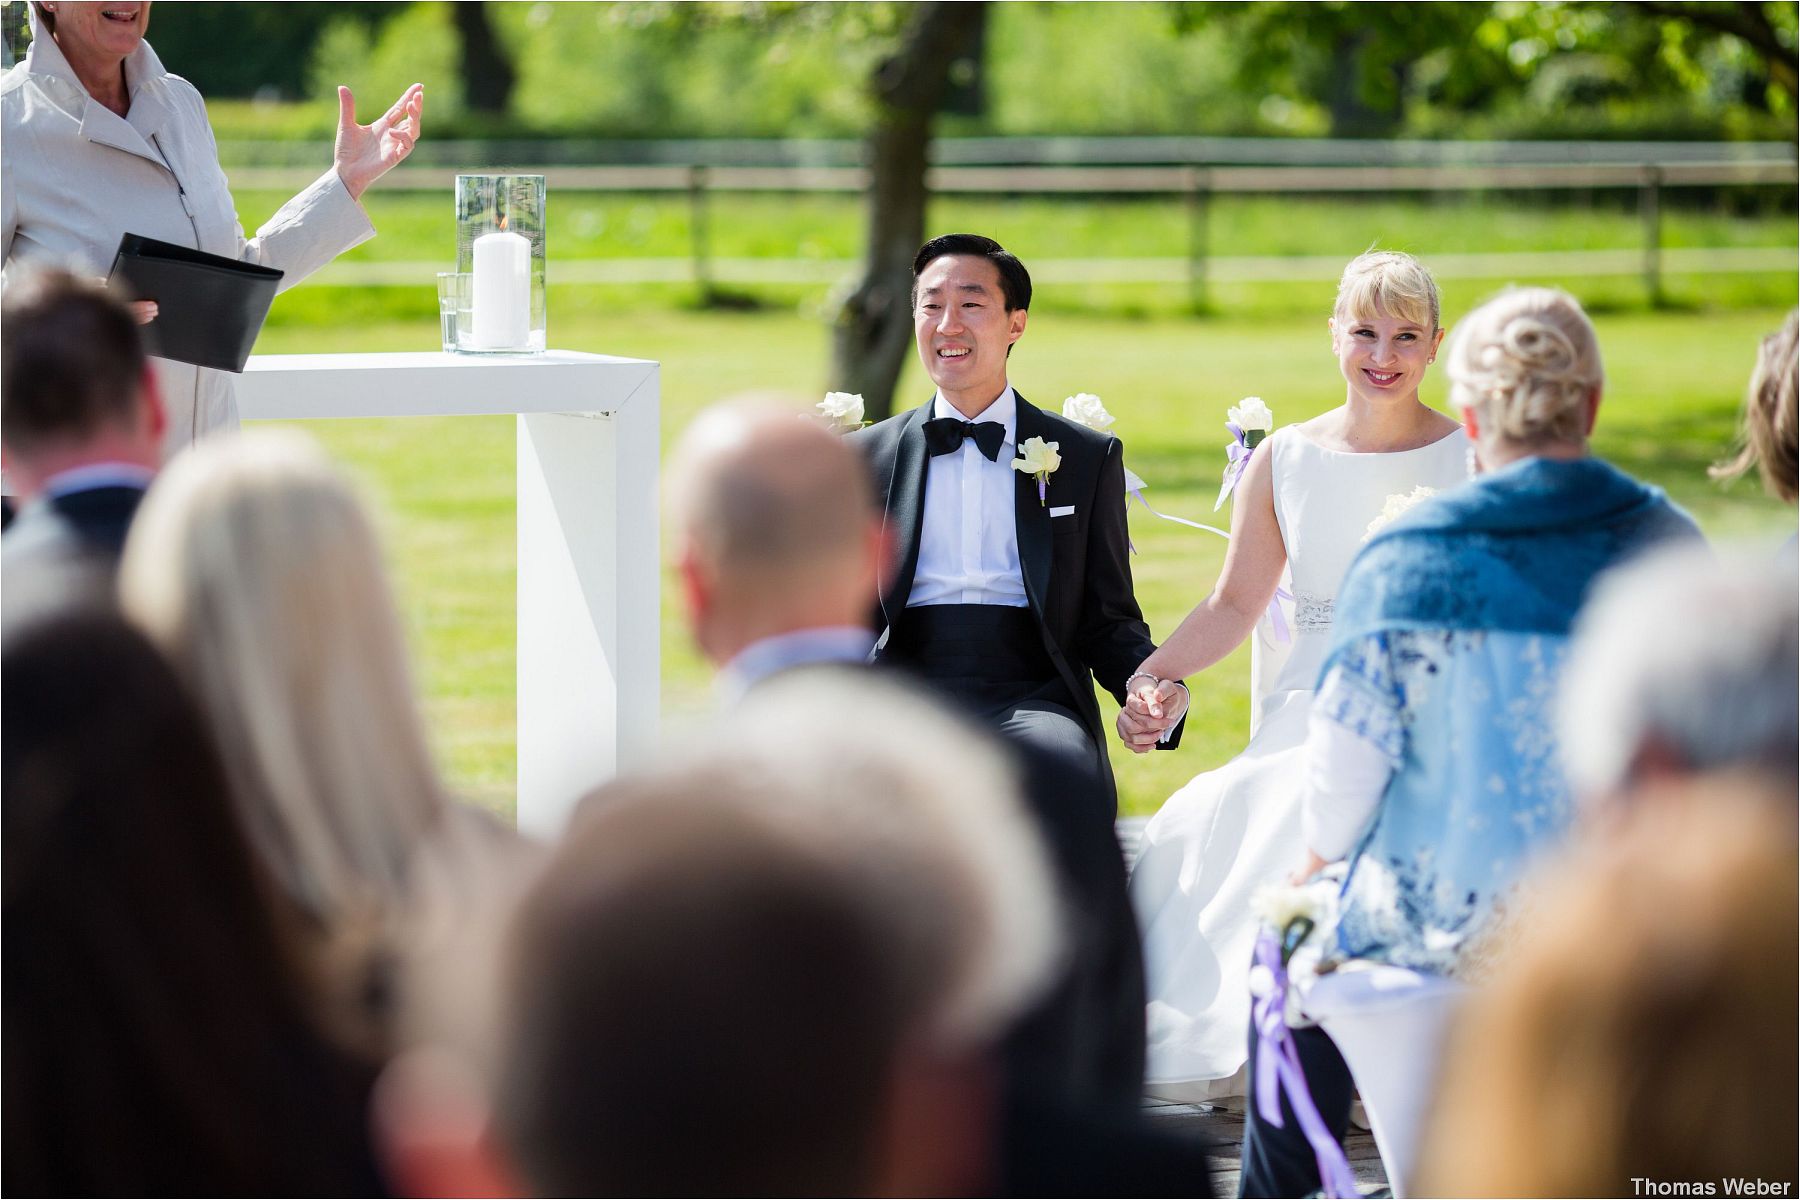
[816,391,867,432]
[1215,397,1274,511]
[1012,436,1061,506]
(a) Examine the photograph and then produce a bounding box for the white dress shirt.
[907,387,1029,608]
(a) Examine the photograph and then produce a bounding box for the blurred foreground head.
[0,267,163,496]
[118,429,448,1048]
[1560,544,1798,806]
[668,397,883,667]
[2,615,380,1196]
[493,672,1062,1196]
[1419,775,1798,1196]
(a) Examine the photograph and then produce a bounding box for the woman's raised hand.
[333,83,424,201]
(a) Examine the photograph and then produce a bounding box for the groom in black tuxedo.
[850,234,1190,1113]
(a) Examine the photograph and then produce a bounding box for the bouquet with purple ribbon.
[1215,396,1274,511]
[1249,875,1360,1199]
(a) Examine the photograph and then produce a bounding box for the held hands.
[1116,672,1189,754]
[334,83,424,201]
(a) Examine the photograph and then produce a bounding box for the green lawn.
[253,301,1796,821]
[237,188,1798,267]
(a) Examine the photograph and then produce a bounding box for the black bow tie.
[923,417,1007,462]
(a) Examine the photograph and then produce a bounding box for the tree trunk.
[830,2,988,422]
[453,1,517,115]
[1324,28,1405,139]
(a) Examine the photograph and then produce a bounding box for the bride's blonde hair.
[1334,250,1441,332]
[1445,286,1603,448]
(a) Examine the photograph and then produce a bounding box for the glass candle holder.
[454,174,546,353]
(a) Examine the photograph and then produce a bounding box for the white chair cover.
[1301,964,1468,1199]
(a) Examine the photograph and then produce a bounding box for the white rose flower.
[1012,436,1062,476]
[1363,485,1441,541]
[1229,396,1273,433]
[1062,392,1115,431]
[1251,881,1324,934]
[816,391,865,428]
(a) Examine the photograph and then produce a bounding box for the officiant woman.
[0,1,424,519]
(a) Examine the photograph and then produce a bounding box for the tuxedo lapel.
[1012,394,1053,618]
[879,403,932,625]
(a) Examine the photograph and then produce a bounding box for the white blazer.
[1,22,374,463]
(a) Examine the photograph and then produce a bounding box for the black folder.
[106,233,283,373]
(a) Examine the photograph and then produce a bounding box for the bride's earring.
[1465,445,1482,479]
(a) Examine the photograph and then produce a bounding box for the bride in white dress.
[1123,251,1471,1100]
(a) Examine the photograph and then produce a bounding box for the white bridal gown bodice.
[1130,422,1469,1098]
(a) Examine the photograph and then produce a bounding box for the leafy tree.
[1180,1,1796,137]
[123,3,400,99]
[829,2,987,421]
[1174,2,1500,137]
[558,1,986,419]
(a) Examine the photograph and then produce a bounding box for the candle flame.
[498,214,508,232]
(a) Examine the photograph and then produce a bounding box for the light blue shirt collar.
[42,462,155,499]
[717,626,876,706]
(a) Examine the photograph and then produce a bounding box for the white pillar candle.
[471,229,530,349]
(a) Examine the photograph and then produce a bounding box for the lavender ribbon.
[1215,421,1252,511]
[1267,585,1294,644]
[1251,929,1362,1200]
[1128,487,1231,541]
[1124,484,1293,646]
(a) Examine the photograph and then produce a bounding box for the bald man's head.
[669,400,884,664]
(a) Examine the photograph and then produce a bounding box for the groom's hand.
[1116,703,1165,754]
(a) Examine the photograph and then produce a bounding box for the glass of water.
[436,271,471,352]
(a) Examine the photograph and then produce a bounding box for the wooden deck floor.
[1141,1099,1389,1196]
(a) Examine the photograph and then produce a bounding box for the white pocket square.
[1049,505,1076,518]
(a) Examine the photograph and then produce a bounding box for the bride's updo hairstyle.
[1333,250,1441,332]
[1446,287,1603,449]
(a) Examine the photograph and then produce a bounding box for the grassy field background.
[234,181,1797,819]
[254,298,1796,820]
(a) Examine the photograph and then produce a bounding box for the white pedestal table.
[238,350,660,837]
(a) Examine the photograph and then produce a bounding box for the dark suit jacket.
[850,392,1183,769]
[1,485,146,638]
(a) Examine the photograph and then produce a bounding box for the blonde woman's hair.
[1445,286,1603,449]
[1333,250,1441,331]
[119,431,446,942]
[1710,309,1798,504]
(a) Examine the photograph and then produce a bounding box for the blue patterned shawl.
[1325,456,1702,652]
[1315,456,1702,973]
